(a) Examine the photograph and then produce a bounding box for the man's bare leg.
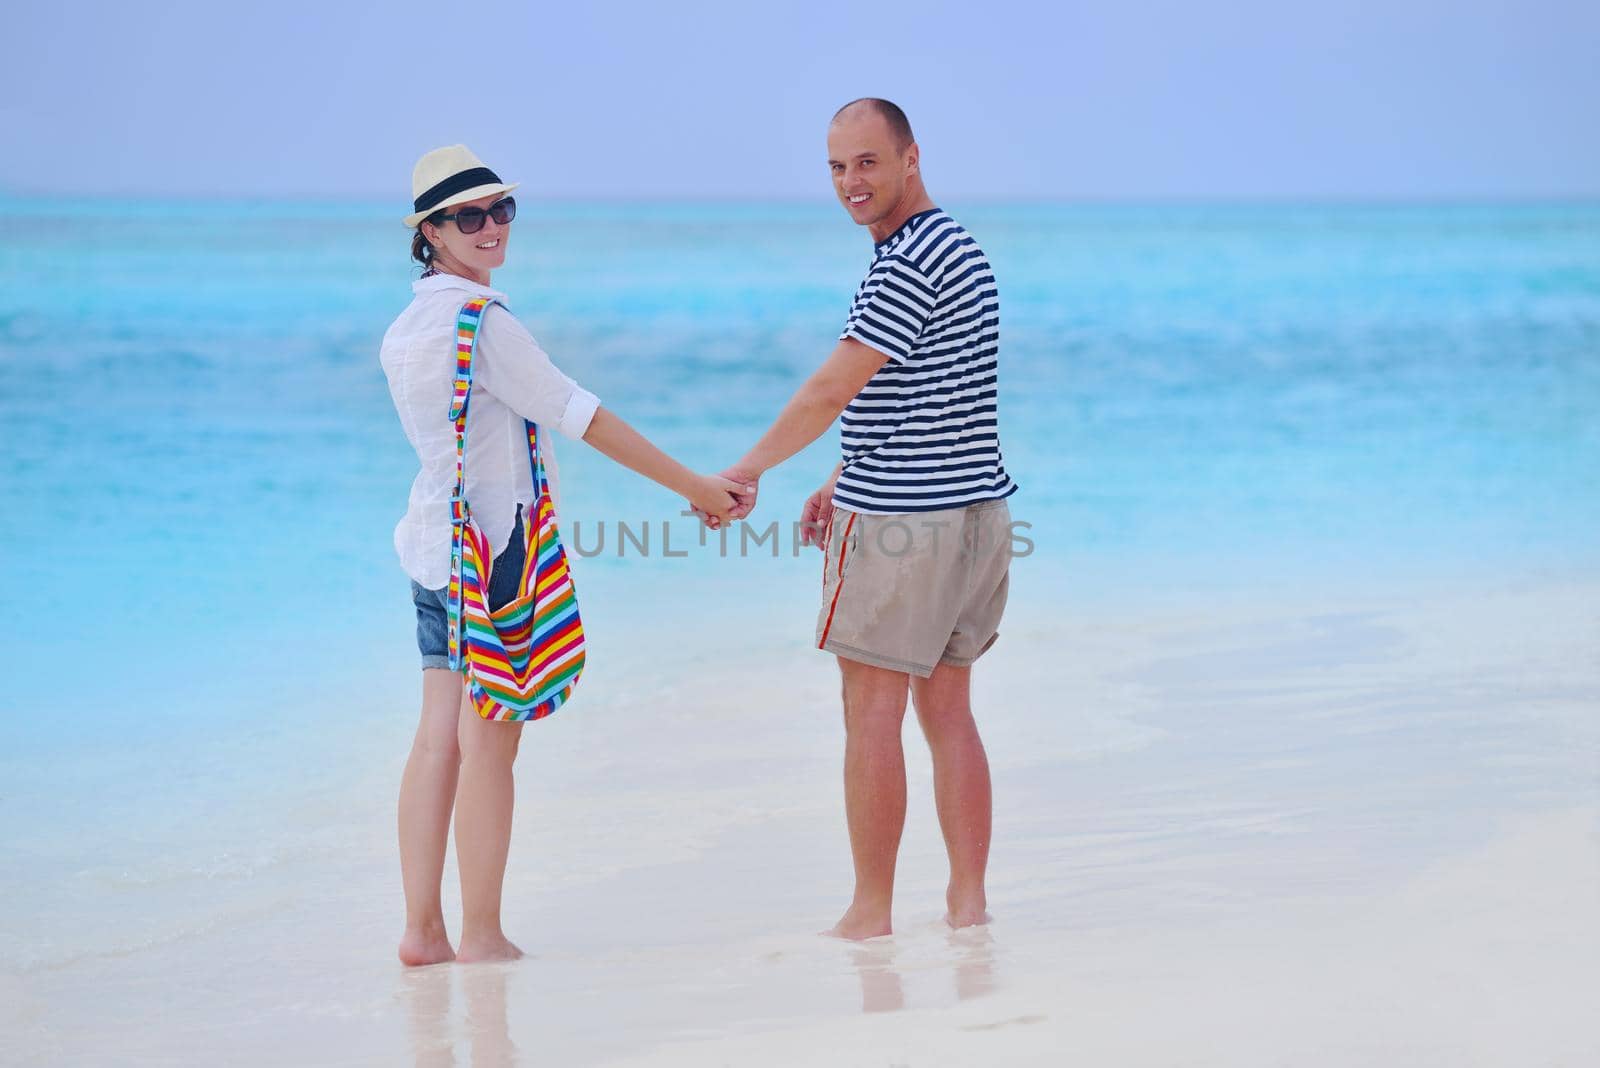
[911,661,992,928]
[397,668,465,967]
[454,701,526,963]
[827,657,911,940]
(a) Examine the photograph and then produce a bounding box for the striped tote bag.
[446,297,586,721]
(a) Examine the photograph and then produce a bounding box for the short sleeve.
[839,254,937,364]
[475,303,601,440]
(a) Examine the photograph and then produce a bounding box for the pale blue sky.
[6,0,1597,200]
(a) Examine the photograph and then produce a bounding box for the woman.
[381,145,745,966]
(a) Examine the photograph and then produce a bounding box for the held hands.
[690,467,837,546]
[689,472,758,528]
[688,463,838,546]
[697,466,761,531]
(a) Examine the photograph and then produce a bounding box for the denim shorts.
[412,505,527,671]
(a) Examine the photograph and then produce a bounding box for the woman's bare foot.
[398,924,456,967]
[456,933,524,964]
[823,903,892,941]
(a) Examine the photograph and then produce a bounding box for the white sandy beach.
[5,573,1598,1066]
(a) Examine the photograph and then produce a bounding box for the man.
[718,98,1018,939]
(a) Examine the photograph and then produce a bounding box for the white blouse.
[380,272,600,590]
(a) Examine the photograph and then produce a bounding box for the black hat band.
[413,167,503,214]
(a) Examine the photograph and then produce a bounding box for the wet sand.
[5,577,1597,1065]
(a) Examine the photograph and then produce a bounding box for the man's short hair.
[832,98,915,153]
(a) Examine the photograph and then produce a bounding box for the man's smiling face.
[827,108,917,232]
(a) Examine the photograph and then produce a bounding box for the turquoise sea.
[3,200,1599,1062]
[1,199,1597,746]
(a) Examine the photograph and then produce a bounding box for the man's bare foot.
[456,933,524,964]
[398,925,456,967]
[823,904,892,941]
[945,894,991,930]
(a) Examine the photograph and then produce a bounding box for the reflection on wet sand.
[847,925,999,1014]
[462,965,519,1068]
[400,966,455,1068]
[951,926,997,1001]
[400,963,518,1067]
[850,941,905,1013]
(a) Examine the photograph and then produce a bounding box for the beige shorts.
[815,498,1013,677]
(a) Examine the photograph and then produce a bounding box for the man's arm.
[798,461,844,548]
[736,338,889,476]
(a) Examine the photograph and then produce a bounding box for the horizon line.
[2,189,1599,209]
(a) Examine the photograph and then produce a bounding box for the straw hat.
[404,145,519,228]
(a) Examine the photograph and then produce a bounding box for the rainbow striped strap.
[445,296,558,671]
[448,297,495,670]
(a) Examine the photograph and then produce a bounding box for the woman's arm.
[583,407,752,523]
[474,307,747,522]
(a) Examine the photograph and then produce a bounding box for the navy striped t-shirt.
[834,208,1018,514]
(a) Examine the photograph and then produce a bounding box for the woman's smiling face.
[422,191,511,278]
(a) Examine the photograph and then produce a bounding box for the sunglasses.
[433,196,517,234]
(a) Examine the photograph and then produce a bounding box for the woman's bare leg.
[454,700,526,963]
[398,668,466,966]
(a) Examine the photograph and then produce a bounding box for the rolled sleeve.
[556,386,600,440]
[475,303,602,439]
